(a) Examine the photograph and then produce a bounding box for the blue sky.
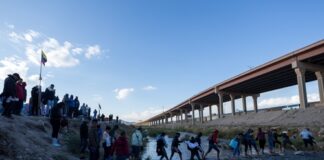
[0,0,324,122]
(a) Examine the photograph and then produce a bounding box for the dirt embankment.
[0,115,80,160]
[205,106,324,128]
[0,115,137,160]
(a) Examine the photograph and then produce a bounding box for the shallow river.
[141,134,324,160]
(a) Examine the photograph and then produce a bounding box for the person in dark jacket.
[80,120,89,154]
[114,130,130,160]
[31,85,40,116]
[170,132,183,160]
[74,96,80,117]
[89,119,100,160]
[50,102,64,147]
[256,128,266,154]
[44,84,55,116]
[2,73,20,118]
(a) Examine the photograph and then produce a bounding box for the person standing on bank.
[15,79,26,115]
[80,120,89,155]
[50,102,64,147]
[44,84,55,116]
[2,73,21,118]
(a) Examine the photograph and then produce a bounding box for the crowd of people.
[0,73,119,149]
[79,118,145,160]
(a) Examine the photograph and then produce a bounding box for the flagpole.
[38,51,43,116]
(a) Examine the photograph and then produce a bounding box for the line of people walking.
[155,127,316,160]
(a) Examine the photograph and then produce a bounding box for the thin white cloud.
[45,73,55,78]
[23,30,39,42]
[259,93,319,108]
[72,48,83,55]
[114,88,134,100]
[28,74,40,84]
[6,27,103,68]
[9,31,25,42]
[9,30,39,43]
[0,56,28,80]
[26,38,80,67]
[121,106,172,122]
[85,45,101,59]
[5,23,15,29]
[143,85,157,91]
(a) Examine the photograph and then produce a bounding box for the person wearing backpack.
[185,137,202,160]
[156,132,169,160]
[230,133,243,159]
[204,129,220,160]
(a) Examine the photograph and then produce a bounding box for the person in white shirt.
[131,127,143,159]
[300,128,314,149]
[103,126,113,160]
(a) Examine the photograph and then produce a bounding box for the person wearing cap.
[1,73,20,118]
[131,127,144,160]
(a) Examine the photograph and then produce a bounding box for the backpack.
[156,138,164,155]
[156,138,164,148]
[229,138,238,149]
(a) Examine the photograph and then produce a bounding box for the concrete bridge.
[141,40,324,126]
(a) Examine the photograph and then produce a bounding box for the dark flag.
[41,50,47,66]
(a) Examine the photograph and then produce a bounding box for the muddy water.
[141,134,324,160]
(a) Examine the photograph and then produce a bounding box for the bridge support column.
[230,94,236,116]
[295,68,308,109]
[252,94,259,113]
[180,109,183,124]
[170,113,173,123]
[191,103,195,125]
[200,105,204,123]
[184,109,188,122]
[209,105,212,121]
[316,71,324,104]
[165,115,168,124]
[218,93,224,118]
[242,95,247,114]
